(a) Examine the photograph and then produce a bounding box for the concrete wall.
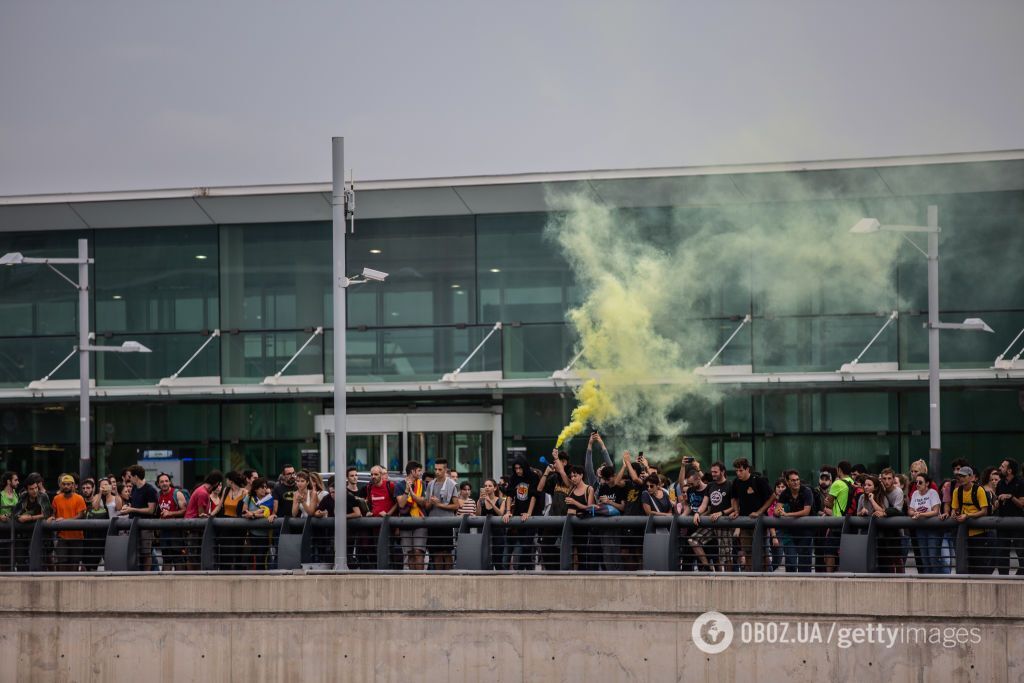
[1,573,1022,683]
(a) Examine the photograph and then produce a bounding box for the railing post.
[750,516,765,572]
[955,522,970,575]
[28,521,44,571]
[865,517,879,574]
[200,516,217,571]
[559,517,574,571]
[376,517,391,570]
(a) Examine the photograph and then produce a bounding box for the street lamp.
[331,137,388,570]
[1,239,152,480]
[849,205,993,475]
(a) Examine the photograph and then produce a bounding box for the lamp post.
[850,205,993,476]
[331,137,388,570]
[1,239,152,481]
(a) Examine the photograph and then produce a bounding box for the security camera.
[361,268,389,282]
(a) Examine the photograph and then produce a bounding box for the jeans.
[913,530,941,574]
[996,529,1024,576]
[506,531,535,570]
[781,534,812,572]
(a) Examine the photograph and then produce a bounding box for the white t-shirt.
[909,489,941,514]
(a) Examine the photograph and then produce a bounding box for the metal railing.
[1,515,1022,575]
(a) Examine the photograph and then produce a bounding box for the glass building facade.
[0,154,1022,488]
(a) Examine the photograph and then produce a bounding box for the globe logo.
[691,611,734,654]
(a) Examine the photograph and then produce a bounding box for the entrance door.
[314,411,502,487]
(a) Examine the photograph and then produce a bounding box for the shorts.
[821,529,841,556]
[138,529,155,557]
[734,528,753,555]
[688,527,714,546]
[427,526,454,552]
[400,527,427,553]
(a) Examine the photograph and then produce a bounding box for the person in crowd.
[822,461,856,572]
[538,450,571,570]
[48,474,87,571]
[457,482,476,516]
[765,479,786,571]
[502,455,539,570]
[0,471,19,525]
[614,451,647,570]
[682,468,714,571]
[314,475,363,566]
[121,465,158,571]
[291,471,317,518]
[397,461,428,571]
[773,470,813,573]
[243,477,276,570]
[856,475,887,518]
[950,466,992,575]
[584,432,614,488]
[593,464,624,571]
[82,478,111,571]
[477,478,507,569]
[641,472,672,517]
[812,467,835,573]
[728,457,774,572]
[309,472,327,503]
[424,458,459,570]
[79,478,95,508]
[156,473,187,571]
[908,472,942,574]
[116,482,132,509]
[181,470,223,570]
[562,465,596,569]
[703,462,734,572]
[272,464,298,519]
[12,473,49,570]
[243,470,259,488]
[878,468,906,573]
[360,466,398,518]
[995,458,1024,575]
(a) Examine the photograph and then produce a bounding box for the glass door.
[408,431,490,492]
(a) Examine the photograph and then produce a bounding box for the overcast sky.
[1,0,1022,195]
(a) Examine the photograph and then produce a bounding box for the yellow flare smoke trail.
[555,378,615,447]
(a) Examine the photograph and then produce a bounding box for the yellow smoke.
[555,378,615,447]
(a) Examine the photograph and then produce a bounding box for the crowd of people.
[1,433,1022,574]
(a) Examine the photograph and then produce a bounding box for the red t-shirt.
[365,482,396,516]
[184,486,211,519]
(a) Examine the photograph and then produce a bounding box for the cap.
[956,466,975,477]
[59,475,75,484]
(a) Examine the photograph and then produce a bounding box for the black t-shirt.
[996,478,1024,517]
[779,485,815,536]
[542,474,571,516]
[642,490,672,513]
[621,480,644,516]
[509,478,538,516]
[730,475,772,516]
[686,485,710,514]
[596,482,624,509]
[706,480,732,514]
[128,482,159,518]
[315,493,359,518]
[273,482,298,517]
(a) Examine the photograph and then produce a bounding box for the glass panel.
[95,442,223,488]
[900,433,1024,477]
[328,326,500,383]
[222,331,323,384]
[221,401,320,442]
[753,314,899,372]
[503,395,576,440]
[0,443,78,488]
[898,191,1024,313]
[0,230,86,337]
[94,403,220,443]
[673,394,752,435]
[220,222,330,330]
[899,311,1019,369]
[346,216,475,327]
[222,441,307,480]
[94,226,218,333]
[94,333,220,385]
[693,318,753,368]
[751,200,897,317]
[346,434,380,471]
[0,336,79,387]
[754,392,897,433]
[502,323,576,378]
[900,389,1024,433]
[477,213,579,324]
[0,404,79,446]
[755,435,900,482]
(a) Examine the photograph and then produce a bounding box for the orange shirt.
[51,493,87,540]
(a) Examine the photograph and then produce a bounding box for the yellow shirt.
[952,484,989,537]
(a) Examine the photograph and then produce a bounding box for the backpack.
[953,483,982,512]
[809,486,824,516]
[835,478,858,516]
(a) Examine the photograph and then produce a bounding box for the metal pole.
[331,137,348,570]
[78,238,90,482]
[926,205,941,476]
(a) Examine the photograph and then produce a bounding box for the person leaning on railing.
[773,470,813,573]
[995,458,1024,576]
[242,477,276,570]
[0,471,20,571]
[907,473,943,574]
[948,466,993,575]
[13,473,50,570]
[728,458,775,572]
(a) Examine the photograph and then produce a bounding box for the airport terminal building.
[0,150,1022,487]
